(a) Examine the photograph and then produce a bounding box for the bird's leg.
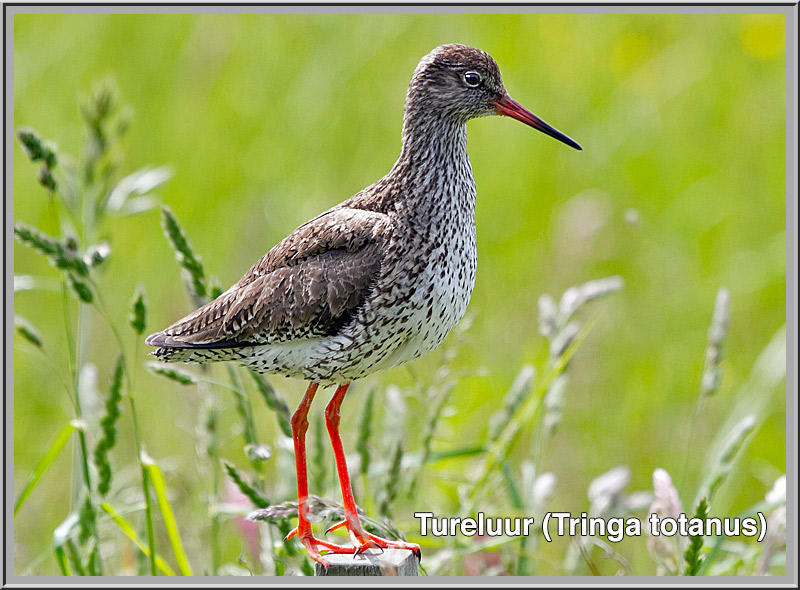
[323,382,374,552]
[284,382,356,570]
[324,382,422,560]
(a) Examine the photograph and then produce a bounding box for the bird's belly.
[239,271,473,386]
[372,233,477,370]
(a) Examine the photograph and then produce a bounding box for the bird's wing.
[146,207,391,348]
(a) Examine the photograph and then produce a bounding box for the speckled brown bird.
[146,43,580,570]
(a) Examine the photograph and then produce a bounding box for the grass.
[13,13,786,577]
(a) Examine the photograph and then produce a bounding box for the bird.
[146,43,580,570]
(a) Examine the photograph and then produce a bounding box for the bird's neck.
[389,109,475,213]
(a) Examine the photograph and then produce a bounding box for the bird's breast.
[369,194,477,368]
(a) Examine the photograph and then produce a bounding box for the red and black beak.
[494,94,582,150]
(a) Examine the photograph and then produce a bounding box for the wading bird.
[147,43,580,570]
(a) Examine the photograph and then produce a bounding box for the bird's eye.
[463,71,481,88]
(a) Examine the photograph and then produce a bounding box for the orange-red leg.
[324,382,421,560]
[284,382,356,571]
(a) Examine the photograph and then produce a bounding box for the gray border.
[785,2,798,588]
[5,3,797,587]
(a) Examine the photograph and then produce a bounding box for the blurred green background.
[13,12,786,576]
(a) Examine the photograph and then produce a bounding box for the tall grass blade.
[223,461,270,509]
[703,414,756,502]
[86,540,101,577]
[159,205,207,301]
[143,458,193,575]
[99,502,176,575]
[14,274,62,293]
[502,463,524,509]
[52,513,79,577]
[427,446,485,461]
[63,539,86,576]
[15,421,81,515]
[53,545,70,577]
[106,166,172,212]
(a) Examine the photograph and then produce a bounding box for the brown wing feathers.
[146,208,389,349]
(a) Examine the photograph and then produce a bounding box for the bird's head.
[407,44,581,150]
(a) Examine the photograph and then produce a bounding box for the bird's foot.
[285,525,357,572]
[326,519,422,561]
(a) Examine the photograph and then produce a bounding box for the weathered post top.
[314,548,419,576]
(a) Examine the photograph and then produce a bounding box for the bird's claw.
[325,519,348,535]
[284,525,358,571]
[352,537,382,558]
[325,519,421,561]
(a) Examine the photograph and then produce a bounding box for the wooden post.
[314,549,419,576]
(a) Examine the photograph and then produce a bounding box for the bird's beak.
[493,94,582,151]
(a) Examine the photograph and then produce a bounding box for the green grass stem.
[143,459,193,576]
[100,503,176,576]
[15,422,82,516]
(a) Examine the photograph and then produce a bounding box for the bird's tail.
[147,330,244,364]
[151,346,240,363]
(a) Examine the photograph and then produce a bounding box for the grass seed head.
[128,283,147,335]
[559,276,624,320]
[647,468,685,574]
[588,465,630,516]
[160,205,208,302]
[145,361,197,385]
[701,287,731,397]
[14,316,43,348]
[537,293,558,338]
